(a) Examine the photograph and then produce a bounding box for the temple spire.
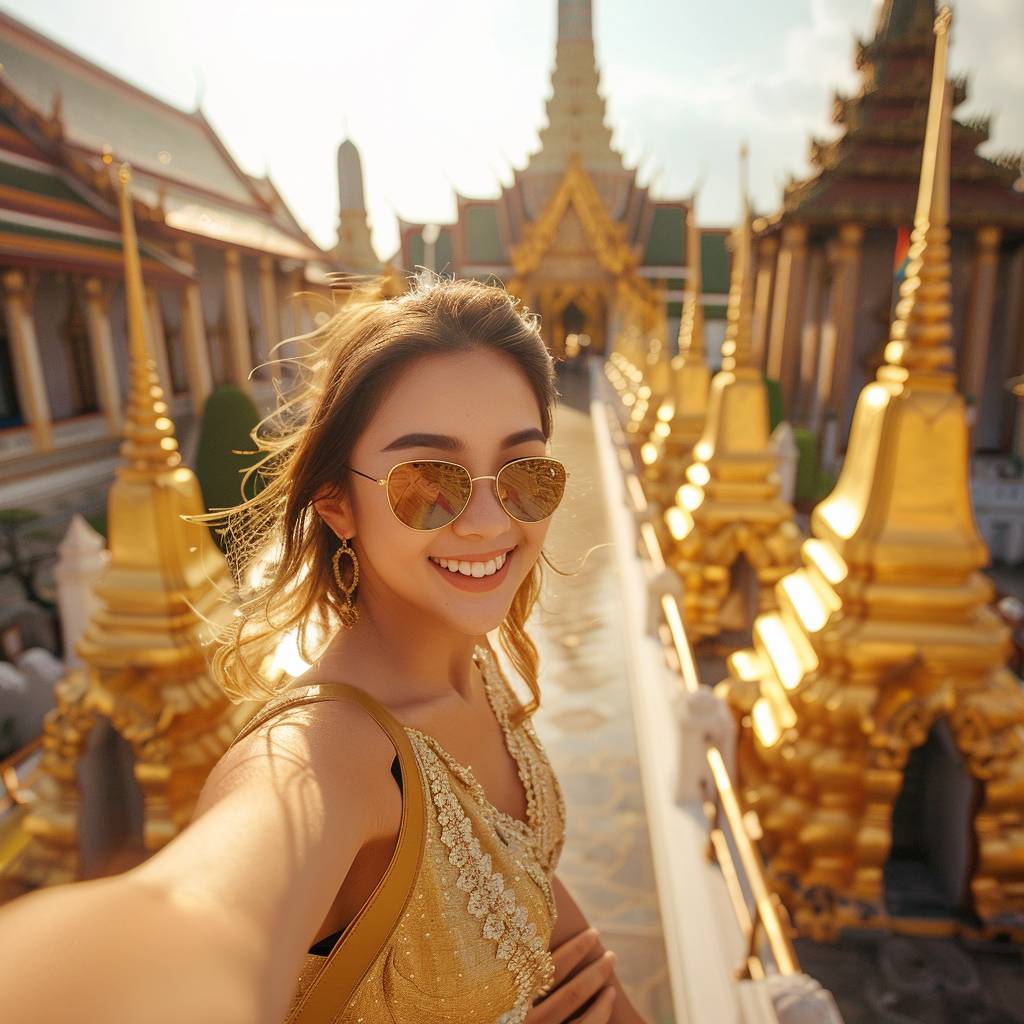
[874,0,936,42]
[720,145,754,372]
[879,7,954,388]
[526,0,621,176]
[676,192,706,364]
[116,164,181,476]
[557,0,593,43]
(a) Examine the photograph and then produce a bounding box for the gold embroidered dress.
[323,645,566,1023]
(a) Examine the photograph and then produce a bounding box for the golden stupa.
[4,165,250,889]
[718,9,1024,941]
[665,149,800,639]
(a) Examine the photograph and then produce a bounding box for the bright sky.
[5,0,1022,258]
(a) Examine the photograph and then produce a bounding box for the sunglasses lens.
[386,462,472,530]
[497,458,566,523]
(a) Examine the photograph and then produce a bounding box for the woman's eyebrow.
[380,427,546,453]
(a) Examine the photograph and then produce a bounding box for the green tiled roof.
[0,217,119,249]
[703,303,728,320]
[0,159,90,206]
[642,206,684,266]
[700,231,731,294]
[464,204,505,264]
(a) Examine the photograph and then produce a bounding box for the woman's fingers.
[532,950,617,1022]
[577,986,617,1023]
[550,927,601,988]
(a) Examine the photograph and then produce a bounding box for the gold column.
[2,269,52,451]
[144,287,174,398]
[821,223,864,439]
[796,248,825,425]
[719,10,1024,939]
[960,225,1001,406]
[8,166,247,888]
[665,149,800,640]
[752,233,779,369]
[766,222,809,414]
[173,240,213,413]
[258,254,282,383]
[223,249,253,391]
[83,276,122,436]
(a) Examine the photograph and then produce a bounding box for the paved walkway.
[527,365,674,1024]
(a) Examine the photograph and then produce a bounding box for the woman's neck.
[308,598,486,708]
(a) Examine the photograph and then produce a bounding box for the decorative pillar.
[752,234,779,370]
[144,287,174,398]
[1002,246,1024,455]
[83,276,122,436]
[766,223,809,416]
[822,223,864,441]
[173,241,213,414]
[960,225,1001,406]
[2,269,52,451]
[797,248,825,426]
[258,254,282,383]
[223,249,253,391]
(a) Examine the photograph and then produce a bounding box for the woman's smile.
[427,546,516,591]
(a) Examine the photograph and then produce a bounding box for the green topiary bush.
[194,386,264,548]
[764,376,784,432]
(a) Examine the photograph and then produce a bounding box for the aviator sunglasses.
[347,457,568,531]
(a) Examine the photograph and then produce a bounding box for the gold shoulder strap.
[230,683,426,1023]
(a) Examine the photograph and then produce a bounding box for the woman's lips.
[428,548,515,592]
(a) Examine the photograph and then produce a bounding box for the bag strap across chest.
[229,683,426,1023]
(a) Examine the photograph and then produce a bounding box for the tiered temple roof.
[0,11,328,264]
[773,0,1024,231]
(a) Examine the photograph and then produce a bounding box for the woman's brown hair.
[197,275,557,719]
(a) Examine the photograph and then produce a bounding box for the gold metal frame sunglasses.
[347,457,568,531]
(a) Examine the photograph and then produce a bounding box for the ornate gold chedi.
[642,196,712,508]
[719,10,1024,940]
[6,165,250,888]
[665,150,800,639]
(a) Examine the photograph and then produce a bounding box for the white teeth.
[430,549,512,578]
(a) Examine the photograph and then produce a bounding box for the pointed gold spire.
[116,164,181,476]
[880,7,954,387]
[640,191,713,510]
[721,144,754,372]
[720,7,1024,940]
[676,192,706,365]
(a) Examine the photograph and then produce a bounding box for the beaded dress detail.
[303,645,566,1024]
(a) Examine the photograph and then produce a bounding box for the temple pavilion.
[752,0,1024,459]
[393,0,733,358]
[0,9,366,525]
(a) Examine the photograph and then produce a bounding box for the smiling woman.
[0,276,644,1024]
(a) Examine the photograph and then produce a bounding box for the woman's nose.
[452,476,510,537]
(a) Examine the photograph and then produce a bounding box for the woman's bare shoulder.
[195,694,401,838]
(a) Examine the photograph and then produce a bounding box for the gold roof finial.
[879,6,954,388]
[721,143,754,372]
[676,188,706,365]
[116,163,181,475]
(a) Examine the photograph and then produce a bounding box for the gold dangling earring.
[332,537,360,628]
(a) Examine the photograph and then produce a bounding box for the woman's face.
[324,347,554,639]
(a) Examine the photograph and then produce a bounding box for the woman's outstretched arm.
[0,700,399,1024]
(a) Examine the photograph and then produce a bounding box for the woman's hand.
[527,927,617,1022]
